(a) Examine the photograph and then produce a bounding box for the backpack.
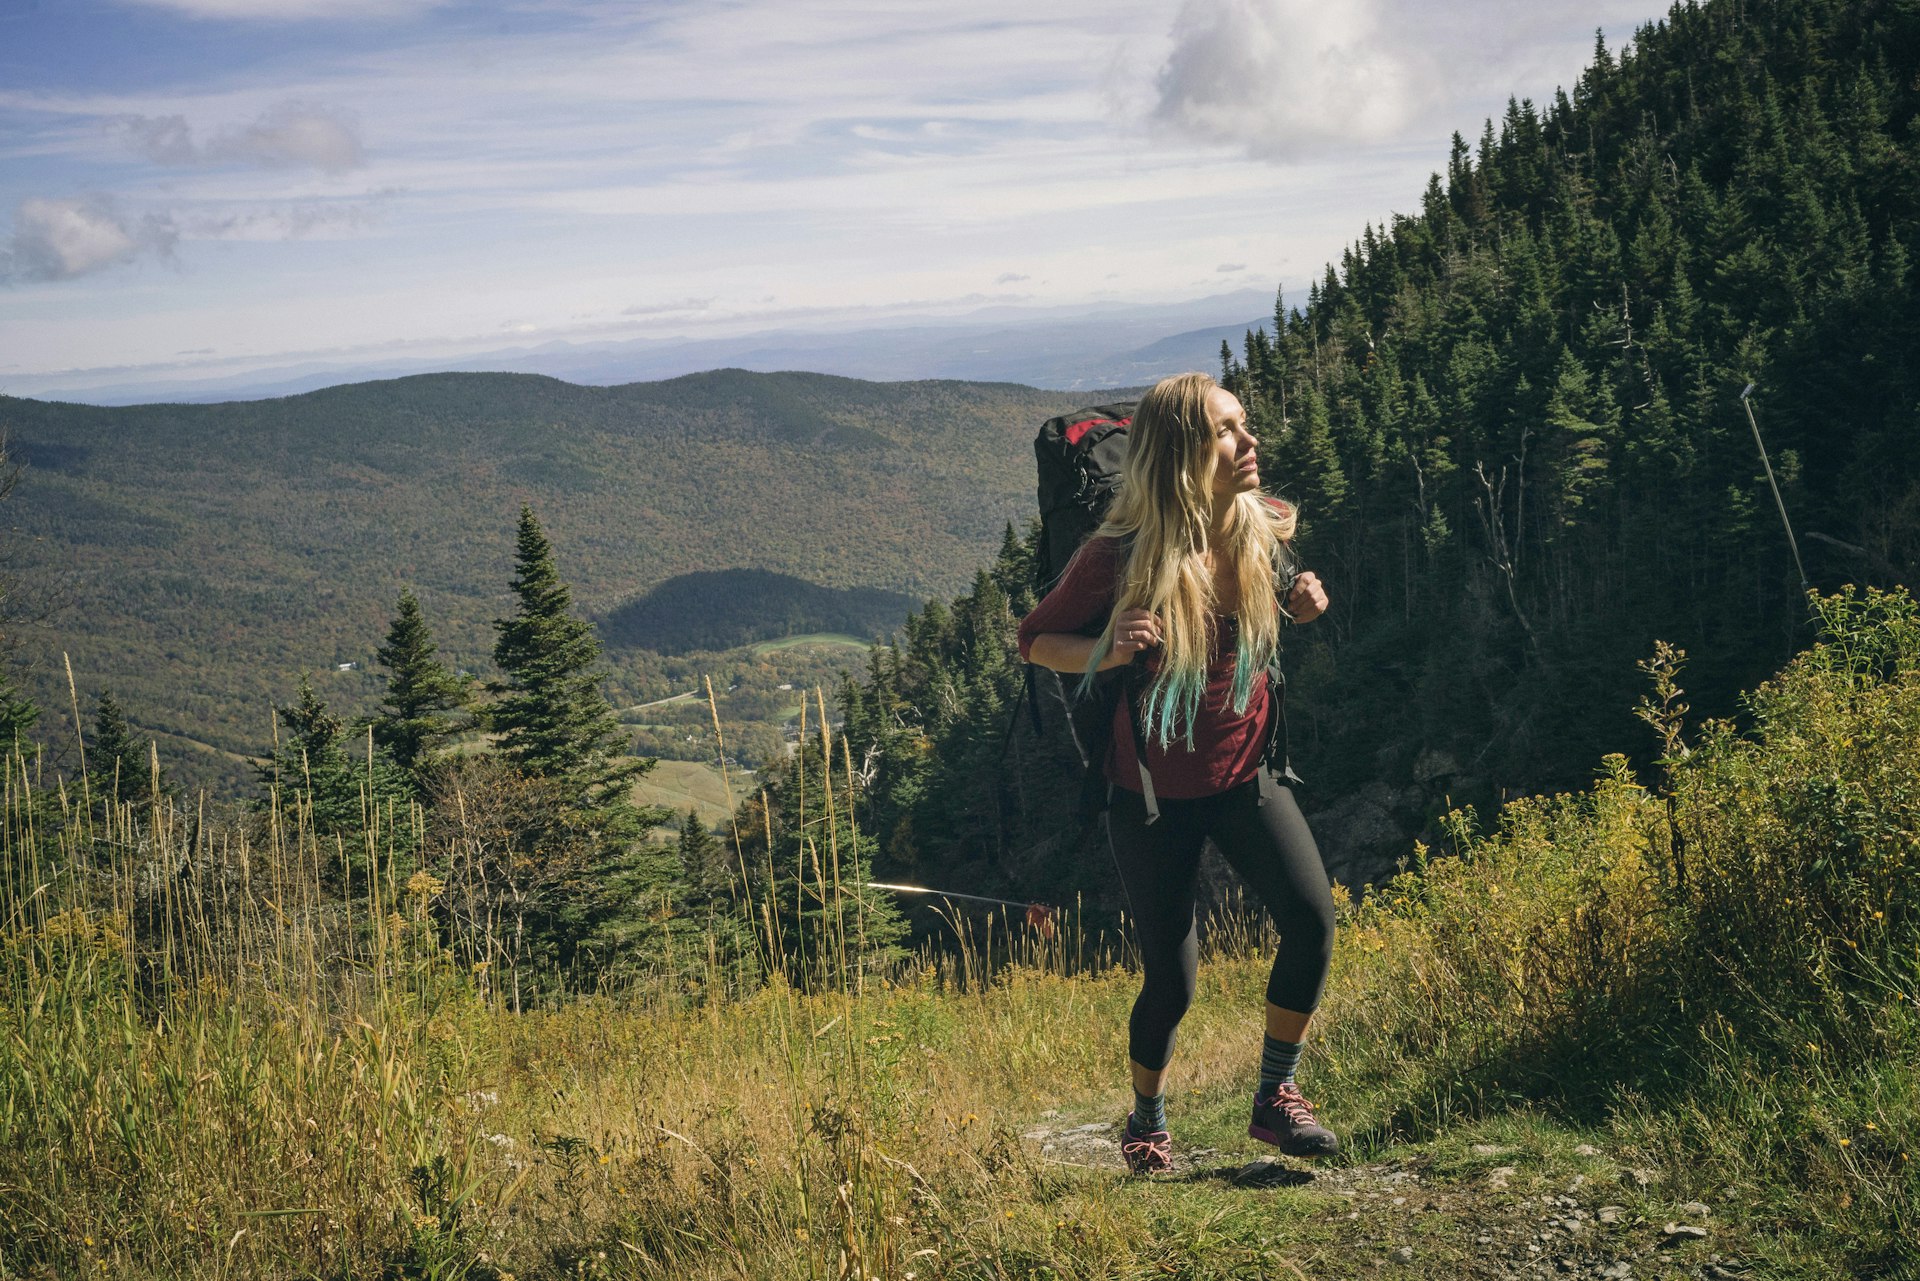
[1033,402,1137,593]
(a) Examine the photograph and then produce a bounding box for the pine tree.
[0,667,37,748]
[88,689,165,810]
[372,588,467,778]
[490,507,643,802]
[260,674,411,850]
[488,506,674,974]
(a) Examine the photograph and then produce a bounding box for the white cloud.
[116,0,447,20]
[114,103,364,173]
[1,197,177,283]
[1216,261,1246,272]
[620,298,713,317]
[995,272,1030,284]
[1153,0,1427,160]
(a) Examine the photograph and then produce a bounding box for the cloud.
[1,197,176,283]
[179,200,383,240]
[995,272,1030,284]
[1152,0,1432,160]
[114,103,365,173]
[1216,262,1246,272]
[621,298,714,317]
[115,0,447,20]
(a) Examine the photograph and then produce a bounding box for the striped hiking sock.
[1132,1088,1167,1133]
[1257,1034,1304,1097]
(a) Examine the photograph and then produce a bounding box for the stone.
[1573,1144,1601,1157]
[1680,1201,1710,1218]
[1627,1167,1660,1187]
[1472,1143,1513,1156]
[1477,1235,1493,1246]
[1662,1223,1709,1242]
[1394,1247,1414,1263]
[1597,1206,1626,1225]
[1412,747,1461,783]
[1486,1165,1518,1189]
[1601,1263,1633,1279]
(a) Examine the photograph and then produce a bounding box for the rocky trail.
[1018,1114,1751,1280]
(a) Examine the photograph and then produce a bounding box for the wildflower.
[599,1154,611,1165]
[413,1213,439,1230]
[1838,1138,1851,1147]
[795,1227,810,1241]
[1873,911,1884,921]
[1866,1122,1878,1131]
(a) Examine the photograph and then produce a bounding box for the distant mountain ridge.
[14,292,1274,406]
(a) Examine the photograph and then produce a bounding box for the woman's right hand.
[1110,607,1163,660]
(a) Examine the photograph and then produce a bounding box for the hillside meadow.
[3,589,1914,1280]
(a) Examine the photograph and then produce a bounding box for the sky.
[0,0,1667,396]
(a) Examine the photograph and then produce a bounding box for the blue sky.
[1,0,1661,396]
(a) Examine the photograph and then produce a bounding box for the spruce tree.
[490,507,643,804]
[488,506,674,973]
[260,674,411,851]
[89,688,164,809]
[0,666,36,748]
[372,588,467,778]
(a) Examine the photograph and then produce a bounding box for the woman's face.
[1205,387,1259,496]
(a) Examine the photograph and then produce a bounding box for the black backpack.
[1034,403,1135,592]
[1017,403,1157,818]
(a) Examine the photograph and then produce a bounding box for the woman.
[1016,371,1337,1175]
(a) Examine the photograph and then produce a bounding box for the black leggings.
[1106,768,1336,1072]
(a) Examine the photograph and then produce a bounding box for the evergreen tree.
[488,505,674,975]
[0,666,36,749]
[371,588,468,778]
[88,688,165,810]
[260,674,412,852]
[490,507,645,804]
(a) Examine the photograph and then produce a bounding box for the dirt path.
[1018,1115,1746,1280]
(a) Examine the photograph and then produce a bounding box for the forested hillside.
[1,371,1087,787]
[832,0,1920,900]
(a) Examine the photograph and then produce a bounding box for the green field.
[745,632,870,657]
[632,757,754,829]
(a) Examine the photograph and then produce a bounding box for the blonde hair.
[1081,372,1297,747]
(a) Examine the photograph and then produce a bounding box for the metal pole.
[862,881,1042,911]
[1739,383,1811,593]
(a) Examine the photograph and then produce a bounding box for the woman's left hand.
[1286,571,1328,623]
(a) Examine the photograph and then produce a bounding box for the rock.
[1573,1144,1601,1157]
[1412,748,1461,783]
[1627,1167,1660,1187]
[1472,1143,1512,1156]
[1680,1200,1710,1218]
[1597,1206,1626,1225]
[1394,1246,1414,1263]
[1662,1223,1709,1242]
[1486,1165,1518,1189]
[1476,1235,1493,1246]
[1601,1263,1633,1279]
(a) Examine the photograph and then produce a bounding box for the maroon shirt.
[1017,534,1272,799]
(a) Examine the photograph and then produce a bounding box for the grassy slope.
[631,758,751,829]
[6,592,1915,1279]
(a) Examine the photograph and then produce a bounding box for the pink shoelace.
[1122,1128,1171,1168]
[1266,1082,1320,1125]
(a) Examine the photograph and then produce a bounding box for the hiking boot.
[1121,1113,1173,1175]
[1249,1082,1338,1156]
